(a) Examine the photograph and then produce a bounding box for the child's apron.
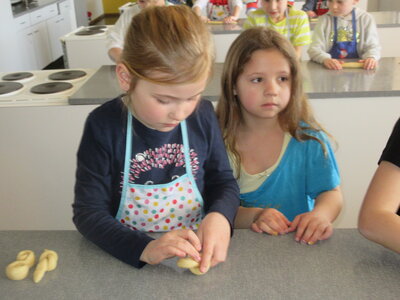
[115,111,204,232]
[315,0,328,16]
[208,0,230,20]
[329,9,359,59]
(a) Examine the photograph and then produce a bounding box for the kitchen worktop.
[1,229,399,299]
[69,57,400,105]
[11,0,60,17]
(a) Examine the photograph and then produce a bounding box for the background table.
[1,229,399,299]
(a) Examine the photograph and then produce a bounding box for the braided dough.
[5,250,36,280]
[177,257,207,275]
[33,249,58,283]
[342,62,364,69]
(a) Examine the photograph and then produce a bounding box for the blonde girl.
[74,6,239,273]
[217,27,342,245]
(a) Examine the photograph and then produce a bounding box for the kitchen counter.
[11,0,59,17]
[69,57,400,105]
[1,229,399,299]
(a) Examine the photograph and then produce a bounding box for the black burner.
[30,82,73,94]
[0,82,23,95]
[48,70,87,81]
[75,29,105,36]
[2,72,34,81]
[87,25,107,30]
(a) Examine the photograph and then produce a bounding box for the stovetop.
[0,69,96,107]
[61,25,111,41]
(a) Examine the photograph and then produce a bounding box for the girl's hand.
[196,212,231,273]
[360,58,377,70]
[306,11,317,18]
[251,208,291,236]
[288,211,333,245]
[200,16,209,23]
[323,58,343,70]
[140,229,201,265]
[224,16,238,24]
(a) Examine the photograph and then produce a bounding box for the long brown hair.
[216,27,329,176]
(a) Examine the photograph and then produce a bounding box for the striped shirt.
[244,7,311,47]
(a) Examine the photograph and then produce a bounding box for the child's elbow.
[357,209,375,239]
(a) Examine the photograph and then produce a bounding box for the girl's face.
[327,0,359,17]
[261,0,288,22]
[120,70,207,132]
[235,48,291,123]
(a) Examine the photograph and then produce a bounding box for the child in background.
[302,0,329,18]
[74,6,240,272]
[216,27,343,245]
[106,0,167,63]
[358,118,400,253]
[308,0,380,70]
[192,0,243,23]
[243,0,311,58]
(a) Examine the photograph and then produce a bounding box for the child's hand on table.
[223,16,238,24]
[288,211,333,245]
[306,11,317,18]
[323,58,343,70]
[251,208,291,235]
[361,58,378,70]
[196,212,231,273]
[140,229,202,265]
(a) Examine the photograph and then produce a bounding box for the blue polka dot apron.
[329,8,359,59]
[115,111,204,232]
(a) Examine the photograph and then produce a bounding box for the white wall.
[310,96,400,228]
[86,0,104,20]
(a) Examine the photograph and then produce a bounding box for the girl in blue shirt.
[217,27,343,245]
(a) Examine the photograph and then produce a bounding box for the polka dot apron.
[115,111,204,232]
[208,0,230,20]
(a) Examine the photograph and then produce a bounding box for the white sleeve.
[307,15,333,64]
[106,7,138,51]
[230,0,243,9]
[192,0,208,11]
[358,13,381,60]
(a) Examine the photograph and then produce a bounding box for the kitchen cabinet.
[15,26,38,70]
[15,14,53,70]
[47,0,77,61]
[0,1,77,72]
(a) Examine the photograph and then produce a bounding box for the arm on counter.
[307,14,332,64]
[358,12,381,62]
[358,161,400,253]
[73,102,153,269]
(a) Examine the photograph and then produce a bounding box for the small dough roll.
[176,257,207,275]
[5,250,35,280]
[342,62,364,69]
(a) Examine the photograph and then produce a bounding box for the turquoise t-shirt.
[239,130,340,221]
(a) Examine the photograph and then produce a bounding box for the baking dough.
[342,62,364,69]
[207,20,237,25]
[33,249,58,283]
[5,250,36,280]
[176,257,208,275]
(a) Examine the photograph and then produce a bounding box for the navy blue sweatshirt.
[73,98,240,268]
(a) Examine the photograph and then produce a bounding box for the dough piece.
[176,257,207,275]
[342,62,364,69]
[207,20,237,24]
[33,249,58,283]
[5,250,36,280]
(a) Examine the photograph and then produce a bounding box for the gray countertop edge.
[68,91,400,105]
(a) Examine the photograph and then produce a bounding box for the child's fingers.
[318,225,333,241]
[198,242,212,274]
[179,229,202,252]
[254,220,279,236]
[251,222,263,233]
